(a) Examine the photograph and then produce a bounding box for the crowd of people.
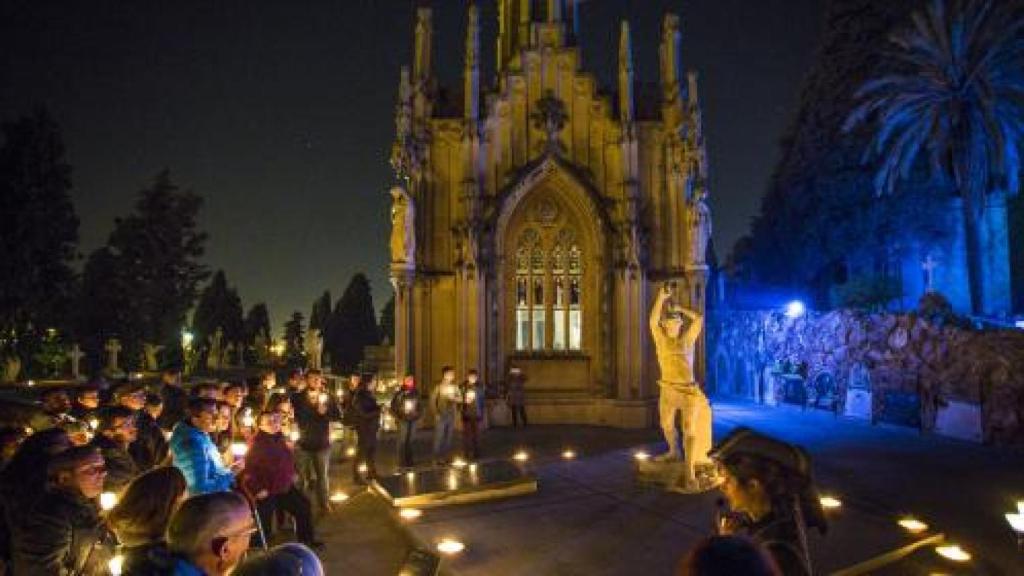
[0,367,357,576]
[0,363,823,575]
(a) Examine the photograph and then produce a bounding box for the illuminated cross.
[922,254,939,292]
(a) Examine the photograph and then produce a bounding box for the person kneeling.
[242,411,321,549]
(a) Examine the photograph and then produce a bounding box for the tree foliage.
[845,0,1024,313]
[379,293,395,345]
[76,170,208,369]
[309,291,332,333]
[283,311,305,369]
[0,109,79,370]
[192,270,244,365]
[324,273,379,374]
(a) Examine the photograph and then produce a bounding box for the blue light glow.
[784,301,806,318]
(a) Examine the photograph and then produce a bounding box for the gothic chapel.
[388,0,712,427]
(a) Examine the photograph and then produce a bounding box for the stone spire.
[413,7,432,85]
[465,2,480,122]
[659,14,683,105]
[618,20,635,124]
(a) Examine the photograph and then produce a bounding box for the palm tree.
[844,0,1024,314]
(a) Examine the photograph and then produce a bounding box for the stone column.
[391,265,416,379]
[685,265,709,382]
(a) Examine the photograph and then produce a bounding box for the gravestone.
[877,390,921,429]
[68,344,86,380]
[105,338,122,374]
[844,363,872,420]
[143,343,163,372]
[934,400,982,442]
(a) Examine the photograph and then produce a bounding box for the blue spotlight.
[784,300,806,318]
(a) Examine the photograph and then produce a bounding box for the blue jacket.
[169,421,233,495]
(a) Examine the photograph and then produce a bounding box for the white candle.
[404,399,415,413]
[99,492,117,511]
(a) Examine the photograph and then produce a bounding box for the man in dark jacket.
[114,383,168,471]
[292,370,340,514]
[340,373,362,460]
[351,375,381,484]
[89,406,138,493]
[390,376,422,470]
[243,411,319,547]
[11,446,111,576]
[459,370,485,461]
[157,368,189,431]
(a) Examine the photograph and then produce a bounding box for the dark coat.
[90,434,138,493]
[458,381,485,422]
[293,393,341,453]
[130,410,169,470]
[352,388,381,433]
[390,388,423,423]
[10,488,108,576]
[746,512,811,576]
[120,541,175,576]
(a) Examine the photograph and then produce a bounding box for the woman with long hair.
[710,428,827,576]
[106,466,188,575]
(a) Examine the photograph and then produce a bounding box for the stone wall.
[708,310,1024,445]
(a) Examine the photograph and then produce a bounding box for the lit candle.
[318,393,329,405]
[633,451,650,461]
[289,430,300,442]
[357,463,368,474]
[403,399,415,413]
[330,491,348,503]
[452,457,467,468]
[230,442,248,458]
[562,449,576,460]
[108,554,125,576]
[513,450,529,462]
[241,409,254,428]
[99,492,117,511]
[346,446,356,457]
[466,390,476,403]
[87,418,99,430]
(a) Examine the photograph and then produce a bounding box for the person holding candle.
[169,398,236,495]
[431,367,459,465]
[459,370,485,461]
[10,445,111,576]
[89,406,139,493]
[350,375,381,484]
[340,373,362,461]
[293,370,340,514]
[390,375,422,470]
[242,411,320,548]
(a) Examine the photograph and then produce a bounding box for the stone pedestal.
[844,389,873,420]
[934,400,982,443]
[635,459,721,494]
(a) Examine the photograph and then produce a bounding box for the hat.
[708,427,811,479]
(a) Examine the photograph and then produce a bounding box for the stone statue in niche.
[647,281,717,493]
[686,189,711,266]
[143,343,164,372]
[390,186,416,265]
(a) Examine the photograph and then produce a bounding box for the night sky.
[1,0,824,333]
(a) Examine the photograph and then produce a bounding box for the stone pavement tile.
[316,490,420,576]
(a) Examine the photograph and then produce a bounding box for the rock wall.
[708,310,1024,445]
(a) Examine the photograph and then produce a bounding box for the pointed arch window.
[514,227,582,352]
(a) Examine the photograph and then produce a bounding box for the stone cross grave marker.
[69,344,86,379]
[105,338,122,373]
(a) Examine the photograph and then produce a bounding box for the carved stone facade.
[389,1,711,427]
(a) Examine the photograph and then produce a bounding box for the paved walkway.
[316,398,1023,575]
